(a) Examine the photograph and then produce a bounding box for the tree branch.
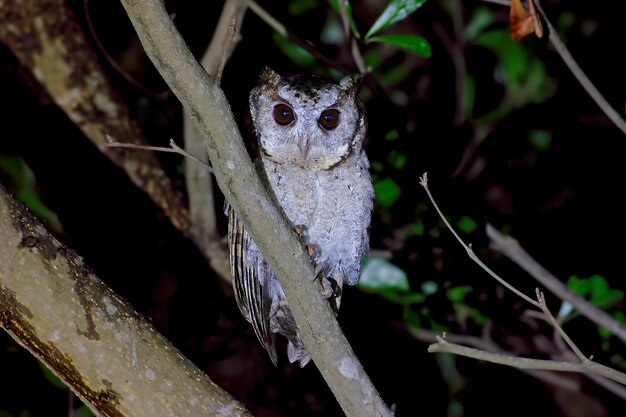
[487,223,626,343]
[183,0,250,284]
[0,0,192,236]
[0,185,251,417]
[482,0,626,136]
[117,1,392,416]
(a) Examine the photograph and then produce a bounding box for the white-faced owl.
[227,67,373,366]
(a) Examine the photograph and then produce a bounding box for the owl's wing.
[227,204,277,365]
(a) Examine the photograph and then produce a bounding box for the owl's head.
[249,67,366,170]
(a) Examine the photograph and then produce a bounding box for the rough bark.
[0,185,251,417]
[0,0,191,235]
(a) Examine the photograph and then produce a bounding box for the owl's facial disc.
[251,71,365,170]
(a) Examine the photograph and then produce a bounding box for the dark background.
[1,0,625,416]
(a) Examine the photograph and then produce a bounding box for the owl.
[227,67,373,366]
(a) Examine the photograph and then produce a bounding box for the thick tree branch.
[0,185,251,417]
[0,0,192,235]
[117,1,392,416]
[183,0,250,283]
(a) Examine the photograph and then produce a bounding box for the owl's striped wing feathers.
[227,204,278,365]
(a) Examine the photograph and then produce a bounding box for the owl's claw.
[306,243,319,259]
[293,224,308,239]
[313,270,341,300]
[320,275,334,299]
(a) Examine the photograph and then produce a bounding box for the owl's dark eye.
[273,103,295,126]
[319,109,340,130]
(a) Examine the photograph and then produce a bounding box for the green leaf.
[374,178,401,209]
[447,286,472,302]
[367,35,431,58]
[37,360,67,390]
[403,308,422,329]
[529,130,552,152]
[76,405,96,417]
[358,258,409,292]
[388,150,406,169]
[456,216,477,233]
[382,291,425,305]
[463,6,495,41]
[421,280,438,295]
[567,275,623,310]
[272,34,316,67]
[461,73,475,122]
[407,218,424,237]
[289,0,318,15]
[384,129,400,141]
[365,0,427,39]
[328,0,361,39]
[0,156,63,233]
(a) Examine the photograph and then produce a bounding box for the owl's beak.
[297,135,313,159]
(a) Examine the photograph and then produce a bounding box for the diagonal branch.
[482,0,626,135]
[0,185,252,417]
[487,223,626,343]
[117,1,392,416]
[183,0,250,283]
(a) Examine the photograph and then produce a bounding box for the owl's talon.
[319,275,334,299]
[306,244,318,258]
[311,263,325,281]
[293,224,308,239]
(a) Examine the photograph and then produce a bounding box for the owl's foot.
[293,224,308,239]
[314,271,341,299]
[319,274,334,299]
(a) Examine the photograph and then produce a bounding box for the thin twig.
[420,173,626,388]
[411,328,581,392]
[536,289,586,361]
[184,0,248,284]
[428,339,626,385]
[487,223,626,343]
[83,0,170,100]
[334,2,366,74]
[248,0,353,75]
[104,135,213,172]
[248,1,286,36]
[419,173,540,307]
[482,0,626,135]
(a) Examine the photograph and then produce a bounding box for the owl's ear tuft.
[339,74,362,94]
[259,67,281,87]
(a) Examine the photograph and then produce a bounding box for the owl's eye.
[319,109,340,130]
[273,104,295,126]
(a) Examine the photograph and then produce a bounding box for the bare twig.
[419,173,539,307]
[183,0,249,284]
[335,2,366,74]
[428,338,626,385]
[419,173,626,388]
[487,223,626,343]
[411,328,581,392]
[83,0,170,100]
[248,1,353,74]
[104,136,213,172]
[536,289,587,361]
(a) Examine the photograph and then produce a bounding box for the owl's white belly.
[263,155,373,285]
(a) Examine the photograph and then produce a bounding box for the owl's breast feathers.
[263,153,373,284]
